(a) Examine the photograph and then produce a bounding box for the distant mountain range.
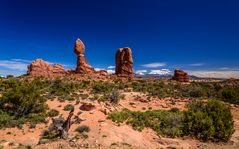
[134,74,225,80]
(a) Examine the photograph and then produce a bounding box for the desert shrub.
[0,78,20,92]
[0,83,47,118]
[79,94,89,99]
[49,79,75,96]
[0,110,12,128]
[188,87,204,98]
[131,79,239,105]
[108,109,184,138]
[92,81,115,94]
[6,75,14,78]
[47,109,60,117]
[109,100,234,141]
[29,122,36,129]
[77,80,90,89]
[0,80,48,128]
[75,125,90,133]
[132,80,175,98]
[108,89,121,104]
[219,87,239,104]
[184,100,234,141]
[63,104,74,111]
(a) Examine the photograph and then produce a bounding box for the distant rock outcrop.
[98,70,108,76]
[27,59,68,77]
[74,38,95,74]
[115,47,133,78]
[172,69,189,82]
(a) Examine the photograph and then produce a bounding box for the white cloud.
[107,69,115,74]
[148,69,171,75]
[136,70,147,75]
[107,66,115,69]
[141,62,166,68]
[11,59,32,63]
[95,68,104,71]
[189,63,205,67]
[187,70,239,79]
[0,69,26,77]
[0,59,29,71]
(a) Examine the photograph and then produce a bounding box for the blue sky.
[0,0,239,78]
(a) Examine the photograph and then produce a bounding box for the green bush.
[50,79,75,96]
[0,80,48,128]
[0,110,12,128]
[92,81,114,94]
[63,104,74,111]
[184,100,234,141]
[0,83,46,117]
[108,109,184,138]
[47,109,60,117]
[109,100,235,141]
[219,87,239,104]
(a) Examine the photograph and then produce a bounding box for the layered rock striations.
[115,47,134,78]
[172,69,189,82]
[27,59,68,77]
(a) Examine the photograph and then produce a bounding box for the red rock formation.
[53,64,66,74]
[74,38,95,74]
[27,59,68,77]
[98,70,108,76]
[115,47,134,78]
[172,69,189,82]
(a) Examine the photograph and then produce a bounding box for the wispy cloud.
[189,63,205,67]
[148,69,171,75]
[107,66,115,69]
[136,70,147,75]
[11,59,32,63]
[141,62,166,68]
[0,59,30,71]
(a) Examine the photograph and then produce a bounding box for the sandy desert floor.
[0,92,239,149]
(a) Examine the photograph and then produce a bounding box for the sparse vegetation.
[0,76,237,144]
[108,108,184,138]
[108,89,122,104]
[75,125,90,133]
[131,80,239,104]
[63,104,74,111]
[108,100,234,142]
[47,109,60,117]
[184,100,235,141]
[0,80,48,128]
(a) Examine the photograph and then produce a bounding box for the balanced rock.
[115,47,133,78]
[172,69,189,82]
[27,59,67,77]
[74,38,95,74]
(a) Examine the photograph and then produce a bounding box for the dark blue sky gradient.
[0,0,239,74]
